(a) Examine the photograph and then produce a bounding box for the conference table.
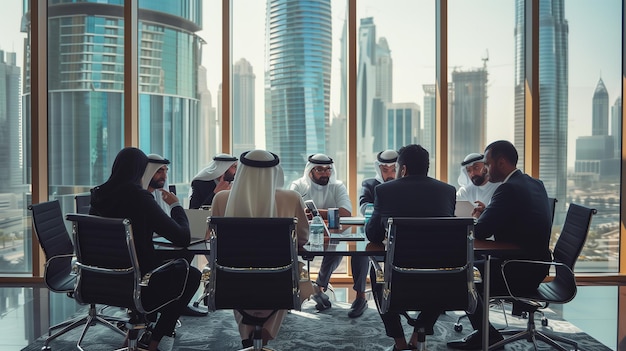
[156,221,520,351]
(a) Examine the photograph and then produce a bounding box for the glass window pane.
[138,0,210,205]
[356,0,436,215]
[47,2,125,214]
[258,0,345,187]
[449,0,517,188]
[560,0,621,272]
[0,2,29,276]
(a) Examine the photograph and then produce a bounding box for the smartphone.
[168,185,177,195]
[304,200,319,217]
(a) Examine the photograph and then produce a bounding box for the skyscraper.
[232,58,256,157]
[0,50,23,194]
[592,77,609,136]
[264,0,332,182]
[449,68,488,187]
[357,17,394,166]
[24,0,203,194]
[514,0,568,220]
[385,102,420,150]
[610,97,622,157]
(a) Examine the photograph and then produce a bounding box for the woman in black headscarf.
[90,147,201,351]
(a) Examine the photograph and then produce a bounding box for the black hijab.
[91,147,148,204]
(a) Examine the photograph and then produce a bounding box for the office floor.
[0,284,619,351]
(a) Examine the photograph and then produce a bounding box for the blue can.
[328,207,340,229]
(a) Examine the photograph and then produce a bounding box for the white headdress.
[192,154,238,182]
[224,150,283,217]
[458,153,484,187]
[374,149,398,183]
[141,153,170,190]
[302,153,338,187]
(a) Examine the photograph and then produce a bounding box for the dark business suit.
[468,169,551,332]
[366,175,456,337]
[358,178,381,214]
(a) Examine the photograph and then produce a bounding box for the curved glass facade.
[264,0,332,181]
[33,0,203,199]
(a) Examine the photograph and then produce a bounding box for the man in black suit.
[366,144,456,351]
[448,140,552,350]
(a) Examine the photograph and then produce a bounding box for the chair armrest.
[500,259,571,301]
[140,258,190,287]
[46,253,76,272]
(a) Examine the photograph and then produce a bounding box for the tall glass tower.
[232,58,256,158]
[264,0,332,182]
[24,0,203,195]
[592,77,609,136]
[514,0,568,221]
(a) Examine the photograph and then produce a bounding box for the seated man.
[210,150,311,348]
[366,144,455,351]
[290,154,369,318]
[359,149,398,215]
[447,140,552,350]
[189,154,238,209]
[142,153,207,317]
[456,152,501,217]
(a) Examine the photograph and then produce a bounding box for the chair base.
[43,304,126,351]
[488,311,578,351]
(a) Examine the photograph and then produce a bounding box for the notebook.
[455,200,475,217]
[153,209,210,245]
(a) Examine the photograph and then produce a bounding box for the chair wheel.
[454,323,463,332]
[541,318,548,326]
[41,346,52,351]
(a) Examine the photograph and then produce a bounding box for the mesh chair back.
[74,193,91,214]
[541,203,596,302]
[383,217,476,314]
[207,217,300,311]
[548,197,558,225]
[553,203,596,270]
[30,200,75,293]
[67,214,139,310]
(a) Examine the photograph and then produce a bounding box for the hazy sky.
[1,0,621,168]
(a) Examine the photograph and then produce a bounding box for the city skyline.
[196,0,620,170]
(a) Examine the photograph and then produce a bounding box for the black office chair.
[74,193,91,214]
[30,200,126,351]
[370,217,478,349]
[489,203,597,351]
[454,197,559,333]
[67,213,190,351]
[206,217,301,351]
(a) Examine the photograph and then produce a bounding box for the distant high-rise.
[24,1,203,192]
[0,50,23,194]
[264,0,332,182]
[232,58,256,157]
[514,0,568,220]
[385,102,420,150]
[592,77,609,136]
[357,17,394,164]
[376,37,393,103]
[197,65,218,168]
[610,97,622,157]
[449,68,488,187]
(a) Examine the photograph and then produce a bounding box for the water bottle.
[364,204,374,224]
[309,215,325,247]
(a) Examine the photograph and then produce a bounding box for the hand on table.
[472,200,486,218]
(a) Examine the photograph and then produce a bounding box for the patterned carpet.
[23,299,611,351]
